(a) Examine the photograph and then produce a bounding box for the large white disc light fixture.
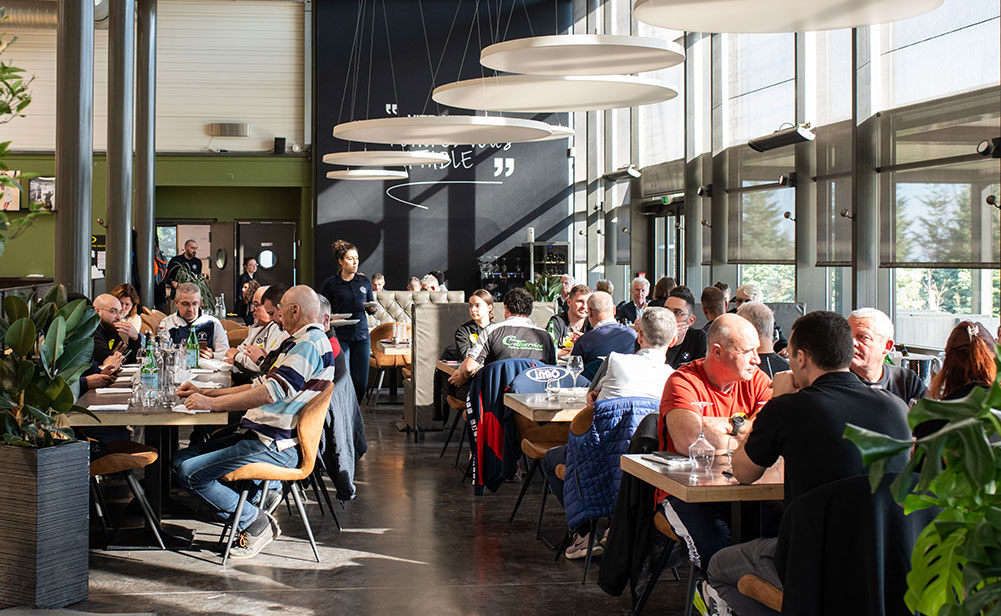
[480,34,685,76]
[322,151,450,167]
[432,74,677,113]
[632,0,944,33]
[530,125,575,142]
[326,169,409,181]
[332,115,554,145]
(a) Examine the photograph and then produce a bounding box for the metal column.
[136,0,157,307]
[54,0,95,294]
[106,0,136,288]
[794,32,826,312]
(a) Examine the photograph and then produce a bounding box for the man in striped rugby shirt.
[173,285,335,559]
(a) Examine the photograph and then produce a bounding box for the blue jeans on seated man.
[172,431,299,531]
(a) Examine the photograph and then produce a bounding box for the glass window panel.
[638,25,685,168]
[894,267,1000,347]
[727,148,795,264]
[717,33,795,149]
[809,30,852,127]
[880,0,1000,108]
[884,159,1000,267]
[739,264,795,302]
[156,226,177,258]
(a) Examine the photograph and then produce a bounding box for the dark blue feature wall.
[314,0,573,293]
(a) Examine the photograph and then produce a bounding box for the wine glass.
[688,401,715,470]
[566,355,584,401]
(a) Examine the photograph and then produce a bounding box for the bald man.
[92,293,143,364]
[172,285,335,560]
[656,313,774,571]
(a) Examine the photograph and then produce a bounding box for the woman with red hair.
[928,320,997,401]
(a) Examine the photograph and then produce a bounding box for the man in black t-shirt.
[738,301,789,378]
[663,286,707,368]
[448,288,556,388]
[705,311,912,616]
[164,239,203,304]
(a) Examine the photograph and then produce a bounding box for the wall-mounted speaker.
[273,137,286,154]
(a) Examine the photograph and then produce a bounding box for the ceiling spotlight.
[748,123,815,152]
[602,164,641,182]
[778,172,797,187]
[977,138,1001,158]
[697,184,712,198]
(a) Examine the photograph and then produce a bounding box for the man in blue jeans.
[173,285,335,559]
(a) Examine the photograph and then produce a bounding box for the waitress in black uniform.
[319,239,376,402]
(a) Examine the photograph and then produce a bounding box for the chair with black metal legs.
[439,395,467,460]
[510,439,564,539]
[89,440,165,551]
[219,384,334,566]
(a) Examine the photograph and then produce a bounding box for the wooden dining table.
[373,338,411,357]
[503,392,587,423]
[620,453,784,542]
[69,366,232,545]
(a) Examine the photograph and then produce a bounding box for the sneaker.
[599,528,609,547]
[229,513,278,560]
[565,532,604,560]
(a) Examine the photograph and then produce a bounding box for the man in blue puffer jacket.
[543,307,677,559]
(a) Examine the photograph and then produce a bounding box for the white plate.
[330,313,352,320]
[333,319,361,327]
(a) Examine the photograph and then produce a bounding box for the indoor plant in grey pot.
[0,285,101,608]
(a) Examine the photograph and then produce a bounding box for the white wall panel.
[2,0,304,152]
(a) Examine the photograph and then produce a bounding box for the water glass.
[545,379,561,401]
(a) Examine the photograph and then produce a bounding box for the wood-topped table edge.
[373,338,412,357]
[620,454,784,502]
[503,392,585,423]
[436,359,458,376]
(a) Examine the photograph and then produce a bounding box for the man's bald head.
[93,294,122,326]
[705,313,762,385]
[279,285,321,332]
[587,291,615,326]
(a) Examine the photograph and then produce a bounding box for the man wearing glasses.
[664,286,708,369]
[92,293,143,364]
[159,282,229,359]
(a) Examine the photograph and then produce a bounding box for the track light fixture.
[748,123,815,152]
[697,184,712,198]
[602,164,641,182]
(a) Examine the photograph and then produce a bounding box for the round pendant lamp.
[530,125,575,142]
[332,115,554,145]
[632,0,944,33]
[326,169,409,181]
[480,34,685,76]
[322,150,450,167]
[432,74,678,113]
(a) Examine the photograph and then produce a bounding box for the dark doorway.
[237,221,298,292]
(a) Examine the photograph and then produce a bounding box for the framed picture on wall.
[28,176,55,211]
[0,170,21,211]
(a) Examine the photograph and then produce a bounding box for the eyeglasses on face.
[669,308,689,318]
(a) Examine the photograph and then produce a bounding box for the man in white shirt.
[159,282,229,359]
[225,285,289,378]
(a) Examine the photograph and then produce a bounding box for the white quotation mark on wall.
[385,103,398,115]
[493,157,515,177]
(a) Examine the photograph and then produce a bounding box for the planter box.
[0,440,90,608]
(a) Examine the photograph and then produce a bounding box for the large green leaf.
[904,524,966,615]
[843,423,912,466]
[39,315,66,377]
[22,404,53,426]
[61,404,99,422]
[29,301,55,334]
[43,377,73,413]
[56,337,93,375]
[54,298,86,332]
[2,295,29,322]
[908,389,988,430]
[64,309,99,343]
[3,316,34,357]
[57,362,91,390]
[40,284,67,309]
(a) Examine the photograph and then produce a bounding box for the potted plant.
[844,345,1001,616]
[525,274,563,303]
[0,285,101,608]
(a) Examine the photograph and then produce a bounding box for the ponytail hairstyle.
[928,320,997,399]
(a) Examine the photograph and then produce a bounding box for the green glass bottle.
[140,336,159,391]
[186,326,200,369]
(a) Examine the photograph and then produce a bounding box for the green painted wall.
[0,153,313,281]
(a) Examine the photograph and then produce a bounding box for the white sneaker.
[565,532,603,560]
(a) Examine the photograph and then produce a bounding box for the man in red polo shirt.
[657,313,773,571]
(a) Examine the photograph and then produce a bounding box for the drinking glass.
[566,355,584,401]
[688,401,715,470]
[545,379,561,401]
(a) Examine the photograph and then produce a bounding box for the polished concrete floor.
[73,400,689,615]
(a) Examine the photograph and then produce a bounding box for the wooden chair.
[89,440,165,550]
[366,322,411,407]
[151,309,167,322]
[220,319,244,332]
[227,326,250,347]
[138,314,155,336]
[511,438,566,539]
[219,383,334,565]
[737,575,783,612]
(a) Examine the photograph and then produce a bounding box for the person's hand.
[447,371,467,387]
[777,347,789,359]
[585,389,598,406]
[244,346,266,362]
[113,320,139,340]
[101,352,124,372]
[85,373,114,388]
[199,347,214,359]
[185,393,214,411]
[224,348,238,361]
[176,382,202,398]
[771,370,798,397]
[171,280,178,288]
